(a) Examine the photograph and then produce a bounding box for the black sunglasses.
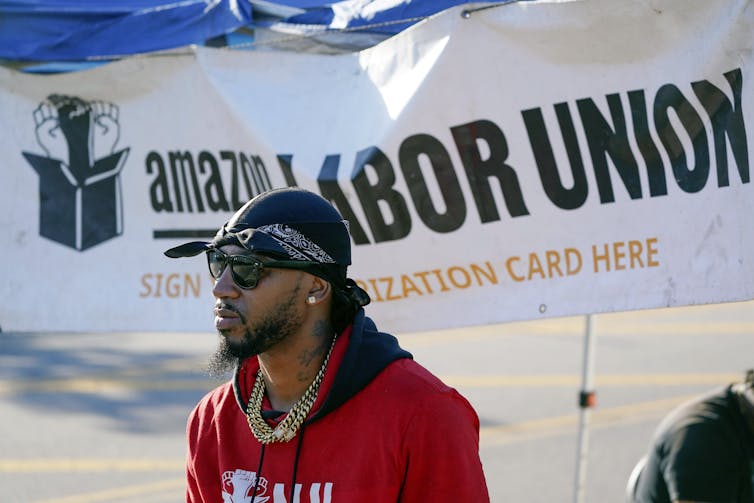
[206,249,319,289]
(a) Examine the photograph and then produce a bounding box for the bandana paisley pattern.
[258,224,336,263]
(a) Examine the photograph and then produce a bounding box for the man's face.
[207,244,306,375]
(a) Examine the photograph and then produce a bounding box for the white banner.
[1,0,752,333]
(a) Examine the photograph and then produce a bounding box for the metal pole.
[573,314,597,503]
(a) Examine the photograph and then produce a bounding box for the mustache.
[214,302,239,313]
[214,302,245,321]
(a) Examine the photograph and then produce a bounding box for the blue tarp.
[0,0,496,70]
[0,0,252,61]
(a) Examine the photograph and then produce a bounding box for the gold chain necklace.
[245,335,337,444]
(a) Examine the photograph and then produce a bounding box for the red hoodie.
[186,311,489,502]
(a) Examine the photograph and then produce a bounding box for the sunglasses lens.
[231,259,260,289]
[207,250,226,279]
[206,250,263,289]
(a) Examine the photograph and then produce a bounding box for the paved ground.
[1,299,753,502]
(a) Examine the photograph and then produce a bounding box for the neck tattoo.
[246,335,337,444]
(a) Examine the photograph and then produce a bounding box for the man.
[630,370,754,503]
[165,187,489,503]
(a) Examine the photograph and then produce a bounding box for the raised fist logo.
[23,94,130,251]
[221,469,269,503]
[32,95,121,167]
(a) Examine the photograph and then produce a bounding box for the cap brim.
[164,241,212,258]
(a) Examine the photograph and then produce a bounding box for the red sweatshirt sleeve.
[398,387,490,502]
[185,402,204,503]
[185,390,226,503]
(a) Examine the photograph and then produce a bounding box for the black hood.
[314,309,412,420]
[233,308,412,420]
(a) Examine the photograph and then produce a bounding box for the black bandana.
[164,187,366,302]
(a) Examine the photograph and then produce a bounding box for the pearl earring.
[307,296,316,305]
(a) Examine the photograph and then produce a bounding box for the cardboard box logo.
[23,95,130,251]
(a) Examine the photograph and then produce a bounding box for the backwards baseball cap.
[164,187,354,290]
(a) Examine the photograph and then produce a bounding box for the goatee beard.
[206,282,303,378]
[206,337,241,378]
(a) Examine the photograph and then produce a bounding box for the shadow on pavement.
[0,331,222,434]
